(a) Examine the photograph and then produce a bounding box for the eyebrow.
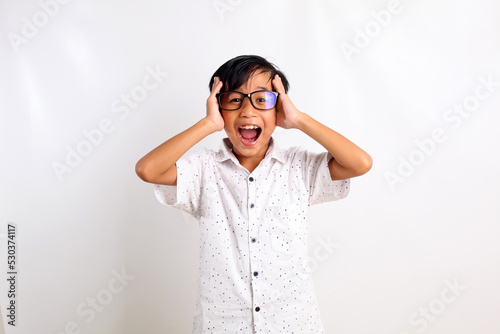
[232,86,272,94]
[230,86,272,95]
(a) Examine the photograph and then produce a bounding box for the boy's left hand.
[272,74,302,129]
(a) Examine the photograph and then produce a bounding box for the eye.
[225,92,243,103]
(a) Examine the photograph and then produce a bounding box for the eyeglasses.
[217,90,279,111]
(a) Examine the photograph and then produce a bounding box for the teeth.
[239,125,260,129]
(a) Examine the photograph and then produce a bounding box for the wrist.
[200,117,221,135]
[294,111,310,131]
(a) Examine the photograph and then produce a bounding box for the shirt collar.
[215,137,287,164]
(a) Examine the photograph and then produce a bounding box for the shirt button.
[255,306,260,312]
[253,271,258,277]
[249,177,254,182]
[250,203,255,208]
[251,238,256,243]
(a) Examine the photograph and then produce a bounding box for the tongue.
[240,128,258,139]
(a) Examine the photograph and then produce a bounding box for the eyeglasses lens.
[219,92,243,110]
[252,91,276,110]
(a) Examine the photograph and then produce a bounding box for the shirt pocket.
[265,204,307,257]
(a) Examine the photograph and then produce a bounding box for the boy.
[136,55,372,333]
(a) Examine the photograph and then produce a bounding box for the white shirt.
[154,137,350,334]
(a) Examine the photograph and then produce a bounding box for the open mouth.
[238,125,262,146]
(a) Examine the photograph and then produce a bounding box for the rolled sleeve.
[308,152,350,205]
[153,149,208,217]
[154,183,177,206]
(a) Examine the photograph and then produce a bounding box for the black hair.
[209,55,289,94]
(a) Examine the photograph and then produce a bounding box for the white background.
[1,0,499,333]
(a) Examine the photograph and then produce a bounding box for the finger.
[210,77,223,96]
[210,77,218,94]
[272,74,285,94]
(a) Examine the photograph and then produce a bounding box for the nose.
[239,97,258,117]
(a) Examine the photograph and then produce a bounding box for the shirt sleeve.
[153,149,209,218]
[297,149,350,205]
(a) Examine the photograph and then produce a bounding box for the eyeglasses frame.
[216,90,279,111]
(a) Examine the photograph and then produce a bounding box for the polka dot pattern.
[154,137,350,333]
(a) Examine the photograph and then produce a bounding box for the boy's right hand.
[205,77,225,132]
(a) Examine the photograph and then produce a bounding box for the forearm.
[295,112,372,178]
[135,118,216,183]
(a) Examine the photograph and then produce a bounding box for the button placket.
[247,174,261,315]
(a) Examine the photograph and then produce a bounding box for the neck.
[232,143,269,173]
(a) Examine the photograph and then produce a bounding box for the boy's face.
[221,71,276,161]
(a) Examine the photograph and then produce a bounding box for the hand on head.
[272,74,302,129]
[206,77,225,132]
